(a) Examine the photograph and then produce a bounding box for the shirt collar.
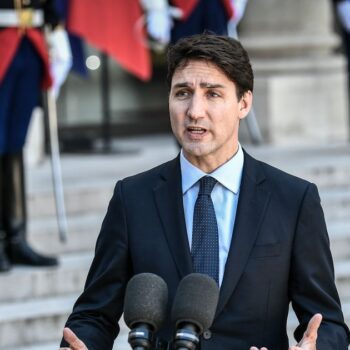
[180,144,244,195]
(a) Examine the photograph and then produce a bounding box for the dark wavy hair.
[167,33,254,99]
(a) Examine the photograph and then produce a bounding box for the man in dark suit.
[60,33,350,350]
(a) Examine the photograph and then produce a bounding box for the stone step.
[27,182,114,219]
[9,335,130,350]
[9,332,129,350]
[0,294,76,348]
[0,253,92,303]
[27,174,350,220]
[321,186,350,221]
[336,260,350,300]
[26,202,350,260]
[25,181,350,253]
[329,219,350,260]
[0,293,129,349]
[27,211,104,255]
[26,162,350,226]
[9,342,63,350]
[245,143,350,189]
[3,294,350,349]
[1,253,348,306]
[26,137,179,220]
[26,143,350,220]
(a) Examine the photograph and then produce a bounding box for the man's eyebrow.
[200,82,225,89]
[172,82,191,89]
[172,82,225,89]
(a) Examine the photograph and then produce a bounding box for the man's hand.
[290,314,322,350]
[250,313,322,350]
[59,327,88,350]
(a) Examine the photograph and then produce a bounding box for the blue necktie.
[191,176,219,285]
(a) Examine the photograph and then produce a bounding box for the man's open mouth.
[187,126,207,134]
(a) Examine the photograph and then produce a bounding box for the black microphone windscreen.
[123,273,168,331]
[171,273,219,334]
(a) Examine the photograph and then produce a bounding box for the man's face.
[169,60,252,172]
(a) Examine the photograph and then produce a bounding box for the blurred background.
[53,0,350,152]
[1,0,350,349]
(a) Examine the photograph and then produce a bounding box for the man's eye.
[207,91,220,98]
[175,90,190,97]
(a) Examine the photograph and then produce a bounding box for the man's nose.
[187,94,206,120]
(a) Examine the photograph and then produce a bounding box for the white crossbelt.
[0,9,44,27]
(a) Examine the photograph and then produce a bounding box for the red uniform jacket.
[0,28,52,88]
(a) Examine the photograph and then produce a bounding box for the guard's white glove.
[140,0,182,47]
[47,27,72,98]
[337,0,350,32]
[228,0,249,38]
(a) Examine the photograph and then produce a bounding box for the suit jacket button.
[203,330,212,340]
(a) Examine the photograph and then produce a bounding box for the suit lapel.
[153,157,193,279]
[215,152,271,317]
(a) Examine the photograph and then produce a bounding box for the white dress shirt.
[180,145,244,286]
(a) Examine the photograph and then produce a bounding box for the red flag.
[67,0,151,81]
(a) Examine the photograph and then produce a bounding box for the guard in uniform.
[0,0,59,271]
[170,0,233,42]
[140,0,234,47]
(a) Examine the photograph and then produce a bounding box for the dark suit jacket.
[62,151,350,350]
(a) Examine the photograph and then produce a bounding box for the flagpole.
[46,89,68,242]
[100,52,112,152]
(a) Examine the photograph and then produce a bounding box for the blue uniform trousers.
[0,37,43,154]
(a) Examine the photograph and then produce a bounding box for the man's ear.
[238,91,253,120]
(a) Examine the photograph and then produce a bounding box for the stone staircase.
[0,136,349,349]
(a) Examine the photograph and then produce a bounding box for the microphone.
[124,273,168,350]
[171,273,219,350]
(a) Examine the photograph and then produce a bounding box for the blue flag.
[54,0,88,76]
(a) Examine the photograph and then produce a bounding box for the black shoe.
[0,254,11,272]
[2,152,58,268]
[0,241,11,272]
[8,240,58,267]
